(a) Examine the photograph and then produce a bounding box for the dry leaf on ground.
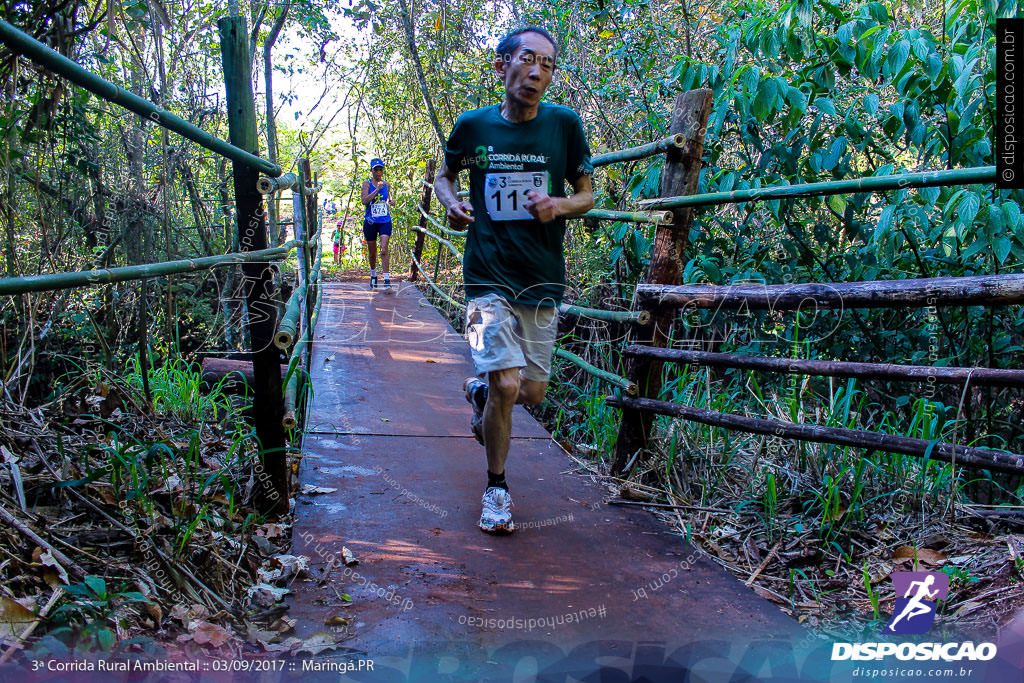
[300,485,337,495]
[893,546,947,567]
[187,621,233,648]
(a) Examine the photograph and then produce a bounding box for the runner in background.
[331,220,346,266]
[361,158,395,290]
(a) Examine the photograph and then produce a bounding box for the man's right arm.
[435,162,474,228]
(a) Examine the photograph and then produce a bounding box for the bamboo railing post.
[411,159,436,281]
[591,134,687,167]
[257,172,298,195]
[296,160,312,302]
[308,170,319,320]
[218,15,287,514]
[640,166,996,211]
[0,242,302,295]
[612,89,713,476]
[294,160,317,432]
[305,170,319,379]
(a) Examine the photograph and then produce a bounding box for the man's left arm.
[558,174,594,217]
[525,112,594,223]
[524,175,593,223]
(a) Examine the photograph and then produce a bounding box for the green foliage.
[862,560,882,621]
[50,576,152,652]
[127,357,234,422]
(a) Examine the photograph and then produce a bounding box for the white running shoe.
[479,486,514,534]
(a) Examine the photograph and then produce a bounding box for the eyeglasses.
[516,51,555,72]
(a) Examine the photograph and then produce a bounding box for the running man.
[888,574,940,631]
[361,158,395,290]
[434,26,594,534]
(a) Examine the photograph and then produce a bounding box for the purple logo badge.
[885,571,949,635]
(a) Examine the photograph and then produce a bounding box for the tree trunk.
[612,89,713,476]
[217,158,236,349]
[176,157,214,256]
[410,160,435,280]
[263,0,291,247]
[395,0,446,148]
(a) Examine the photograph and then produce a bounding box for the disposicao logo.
[831,570,997,662]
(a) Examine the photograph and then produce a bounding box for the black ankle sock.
[487,470,508,491]
[473,383,488,410]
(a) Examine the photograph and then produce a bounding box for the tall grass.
[127,356,237,422]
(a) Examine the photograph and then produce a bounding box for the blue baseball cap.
[370,158,385,169]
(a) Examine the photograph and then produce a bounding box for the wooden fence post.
[611,88,713,476]
[219,15,287,513]
[410,159,436,281]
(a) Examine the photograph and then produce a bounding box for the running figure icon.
[885,571,949,635]
[888,575,939,630]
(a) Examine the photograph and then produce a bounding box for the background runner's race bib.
[484,171,548,221]
[370,201,388,218]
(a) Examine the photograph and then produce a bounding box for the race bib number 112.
[484,171,548,221]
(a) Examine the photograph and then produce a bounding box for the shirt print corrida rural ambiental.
[444,103,592,306]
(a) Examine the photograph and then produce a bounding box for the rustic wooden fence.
[0,16,322,514]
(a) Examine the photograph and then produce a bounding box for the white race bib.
[484,171,548,221]
[370,201,388,218]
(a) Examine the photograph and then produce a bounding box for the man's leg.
[481,368,517,476]
[464,294,529,533]
[481,371,547,474]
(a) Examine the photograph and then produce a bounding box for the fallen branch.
[56,488,232,612]
[746,541,782,587]
[28,442,230,612]
[0,504,86,580]
[607,499,735,514]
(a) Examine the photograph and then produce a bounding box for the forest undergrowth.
[0,358,350,662]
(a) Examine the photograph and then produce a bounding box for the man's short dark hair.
[496,26,559,65]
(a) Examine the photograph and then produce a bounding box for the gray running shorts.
[465,292,558,382]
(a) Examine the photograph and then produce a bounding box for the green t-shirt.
[444,103,592,306]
